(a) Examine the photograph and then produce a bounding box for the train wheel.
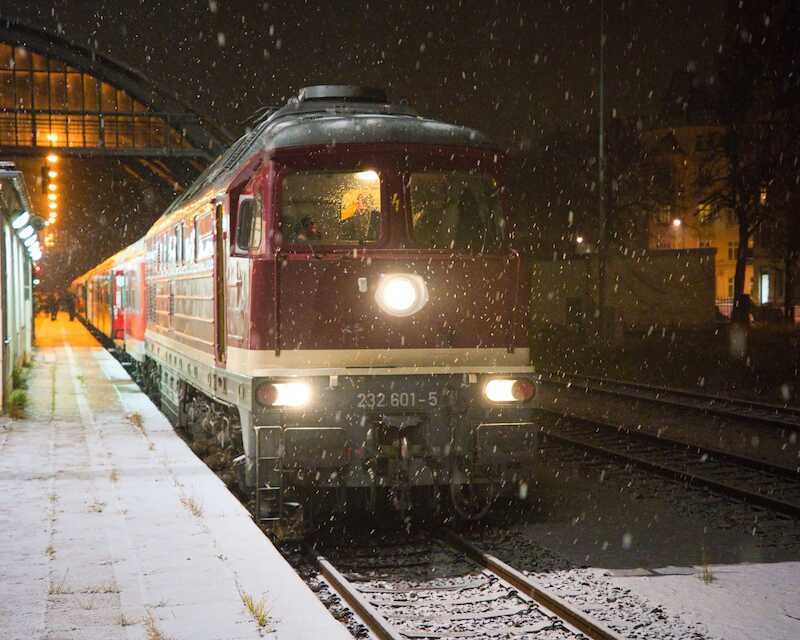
[450,482,496,521]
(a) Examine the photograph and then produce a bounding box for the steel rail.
[539,407,800,479]
[311,552,406,640]
[313,536,627,640]
[441,530,626,640]
[538,409,800,518]
[573,373,800,417]
[539,372,800,429]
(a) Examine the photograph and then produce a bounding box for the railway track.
[539,409,800,518]
[311,531,624,640]
[539,372,800,430]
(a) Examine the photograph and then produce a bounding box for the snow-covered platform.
[0,314,350,640]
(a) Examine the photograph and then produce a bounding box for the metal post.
[597,0,608,338]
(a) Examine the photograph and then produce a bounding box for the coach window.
[280,170,382,246]
[175,224,185,264]
[195,213,214,259]
[235,194,263,252]
[183,221,194,263]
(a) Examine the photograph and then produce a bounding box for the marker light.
[11,210,30,229]
[374,273,429,317]
[484,378,536,403]
[672,218,682,227]
[18,225,35,239]
[48,184,57,192]
[46,154,58,163]
[24,235,37,247]
[48,201,57,210]
[47,193,57,201]
[48,170,57,179]
[256,381,311,407]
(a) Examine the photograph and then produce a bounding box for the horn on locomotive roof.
[297,85,388,103]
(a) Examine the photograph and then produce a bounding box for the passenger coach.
[75,86,538,527]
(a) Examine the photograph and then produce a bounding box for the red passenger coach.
[77,86,538,528]
[72,239,146,350]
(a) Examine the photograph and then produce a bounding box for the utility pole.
[597,0,608,338]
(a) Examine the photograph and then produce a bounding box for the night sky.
[6,0,726,284]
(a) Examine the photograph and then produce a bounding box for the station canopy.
[0,18,230,160]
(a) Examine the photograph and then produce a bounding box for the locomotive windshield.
[280,170,382,245]
[409,172,505,253]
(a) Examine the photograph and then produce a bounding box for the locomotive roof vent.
[297,85,388,104]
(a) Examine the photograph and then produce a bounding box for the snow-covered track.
[539,410,800,517]
[311,532,624,640]
[538,372,800,430]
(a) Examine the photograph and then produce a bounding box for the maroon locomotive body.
[81,86,538,525]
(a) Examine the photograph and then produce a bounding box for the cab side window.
[235,194,263,252]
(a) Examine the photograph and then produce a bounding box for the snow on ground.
[0,315,350,640]
[481,441,800,640]
[612,561,800,640]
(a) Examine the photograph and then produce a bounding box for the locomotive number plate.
[356,391,439,409]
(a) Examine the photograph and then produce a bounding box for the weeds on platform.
[8,389,28,419]
[45,544,56,559]
[48,571,72,595]
[240,590,271,629]
[116,613,138,627]
[83,582,120,594]
[11,365,28,389]
[699,547,715,584]
[145,612,173,640]
[128,412,144,432]
[180,495,204,518]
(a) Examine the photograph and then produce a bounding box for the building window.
[759,271,770,304]
[727,277,734,298]
[656,205,671,225]
[727,242,738,260]
[699,240,711,248]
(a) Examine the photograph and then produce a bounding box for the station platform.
[0,313,351,640]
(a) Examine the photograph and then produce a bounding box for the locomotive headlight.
[256,381,311,408]
[375,273,429,317]
[484,378,536,403]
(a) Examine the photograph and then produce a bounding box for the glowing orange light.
[48,170,57,179]
[47,193,57,201]
[46,154,58,163]
[47,133,57,143]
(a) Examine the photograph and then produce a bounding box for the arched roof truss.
[0,19,231,160]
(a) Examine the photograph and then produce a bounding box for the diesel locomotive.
[73,86,537,527]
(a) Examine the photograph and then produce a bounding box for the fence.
[716,298,800,323]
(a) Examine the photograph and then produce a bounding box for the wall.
[1,201,33,411]
[531,248,717,331]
